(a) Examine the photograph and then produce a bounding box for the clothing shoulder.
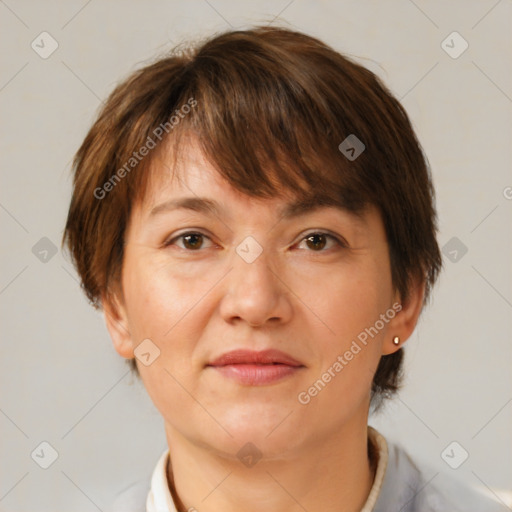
[374,440,503,512]
[106,478,149,512]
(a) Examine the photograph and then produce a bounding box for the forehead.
[137,136,375,229]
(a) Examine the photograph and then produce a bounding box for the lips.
[208,349,303,367]
[207,349,304,386]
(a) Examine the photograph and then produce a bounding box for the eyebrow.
[149,196,367,224]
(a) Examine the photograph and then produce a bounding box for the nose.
[219,247,293,327]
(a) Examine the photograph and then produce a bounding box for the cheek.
[315,262,390,342]
[121,252,226,389]
[123,273,167,341]
[306,261,390,395]
[122,254,208,341]
[303,292,386,422]
[121,256,210,416]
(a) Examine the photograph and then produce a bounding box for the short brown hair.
[63,26,442,404]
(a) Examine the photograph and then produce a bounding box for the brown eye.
[181,233,204,250]
[305,233,327,251]
[165,232,213,251]
[296,232,344,252]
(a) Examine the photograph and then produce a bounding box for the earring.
[392,336,400,346]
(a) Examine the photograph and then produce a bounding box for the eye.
[163,230,345,252]
[296,232,345,252]
[164,231,214,251]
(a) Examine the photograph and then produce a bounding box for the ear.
[381,276,426,356]
[101,290,135,359]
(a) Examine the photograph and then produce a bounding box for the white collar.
[145,448,178,512]
[146,426,388,512]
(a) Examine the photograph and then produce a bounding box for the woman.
[63,26,500,512]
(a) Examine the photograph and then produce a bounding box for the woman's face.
[105,140,421,457]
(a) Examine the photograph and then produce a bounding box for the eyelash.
[163,230,347,252]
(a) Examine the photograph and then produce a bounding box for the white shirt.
[108,427,503,511]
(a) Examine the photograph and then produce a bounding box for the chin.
[212,404,306,452]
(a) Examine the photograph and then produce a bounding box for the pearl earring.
[392,336,400,346]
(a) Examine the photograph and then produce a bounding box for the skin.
[103,138,425,512]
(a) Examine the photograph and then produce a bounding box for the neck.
[164,420,376,512]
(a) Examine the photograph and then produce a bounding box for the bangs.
[130,31,380,218]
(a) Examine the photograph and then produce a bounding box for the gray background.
[1,0,511,510]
